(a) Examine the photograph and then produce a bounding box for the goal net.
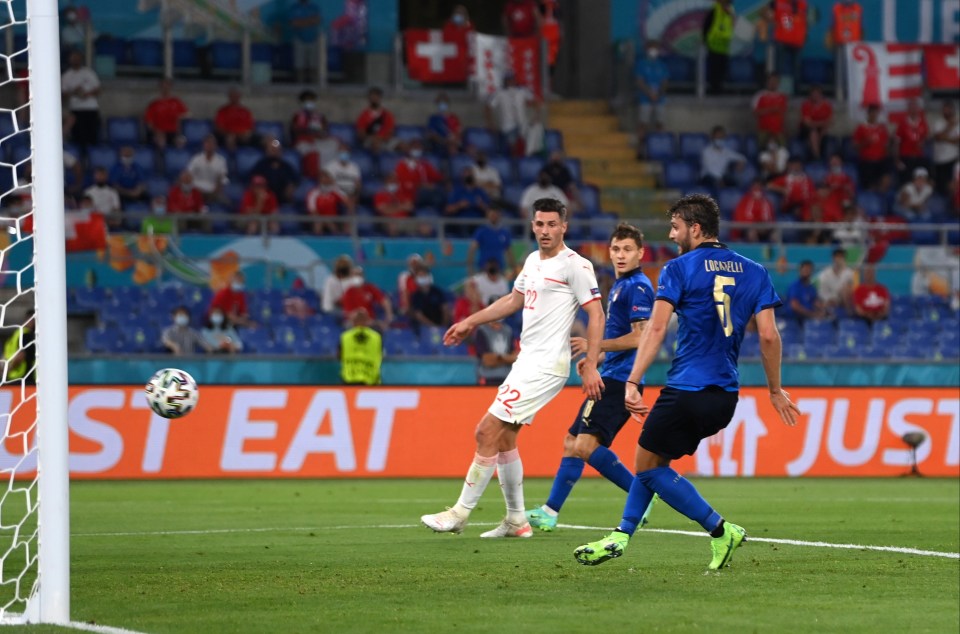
[0,0,70,625]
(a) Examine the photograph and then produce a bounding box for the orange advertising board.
[1,386,957,479]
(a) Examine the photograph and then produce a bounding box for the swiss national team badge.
[404,29,469,83]
[923,45,960,92]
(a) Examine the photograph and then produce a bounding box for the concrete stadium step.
[568,146,636,161]
[602,188,681,219]
[581,158,654,178]
[550,115,622,134]
[548,100,610,117]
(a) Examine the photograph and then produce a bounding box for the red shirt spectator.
[215,92,255,136]
[853,120,890,162]
[825,160,856,202]
[291,90,329,146]
[210,286,248,320]
[895,112,928,159]
[240,176,279,216]
[356,88,396,148]
[144,79,188,135]
[395,152,443,198]
[769,163,816,214]
[306,185,344,217]
[443,6,474,42]
[733,184,775,240]
[342,279,387,320]
[800,96,832,131]
[752,76,788,137]
[374,185,414,218]
[853,272,891,322]
[502,0,539,37]
[167,178,205,214]
[803,186,845,223]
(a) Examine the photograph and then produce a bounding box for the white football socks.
[497,448,526,525]
[452,453,498,517]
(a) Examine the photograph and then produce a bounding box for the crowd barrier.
[2,386,956,479]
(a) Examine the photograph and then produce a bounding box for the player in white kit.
[421,198,606,538]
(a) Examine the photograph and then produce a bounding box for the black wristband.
[625,380,640,387]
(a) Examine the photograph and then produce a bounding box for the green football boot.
[708,522,747,570]
[573,531,630,566]
[525,507,559,532]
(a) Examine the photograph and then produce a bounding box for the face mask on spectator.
[438,102,449,112]
[647,48,658,59]
[121,156,134,166]
[713,138,724,148]
[452,13,465,25]
[211,313,224,326]
[339,151,350,162]
[152,203,166,214]
[386,183,399,193]
[174,314,189,326]
[303,100,316,110]
[231,281,244,292]
[181,183,193,192]
[410,149,423,159]
[831,165,843,174]
[416,274,433,287]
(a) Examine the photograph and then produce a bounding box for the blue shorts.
[567,379,640,447]
[638,386,739,460]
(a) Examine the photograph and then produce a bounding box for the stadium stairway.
[548,100,669,219]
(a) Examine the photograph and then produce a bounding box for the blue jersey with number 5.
[655,242,780,391]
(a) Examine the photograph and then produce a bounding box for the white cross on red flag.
[923,44,960,92]
[404,29,469,83]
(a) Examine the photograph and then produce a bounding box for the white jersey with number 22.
[511,247,601,377]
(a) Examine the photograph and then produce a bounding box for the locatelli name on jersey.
[703,260,744,273]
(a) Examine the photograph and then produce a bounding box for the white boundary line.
[72,523,960,560]
[0,615,150,634]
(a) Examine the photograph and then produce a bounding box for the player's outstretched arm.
[443,290,524,346]
[756,307,801,427]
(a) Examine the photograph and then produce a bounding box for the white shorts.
[487,366,567,425]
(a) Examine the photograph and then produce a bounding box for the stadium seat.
[717,187,742,220]
[788,138,808,163]
[856,191,887,218]
[94,36,127,66]
[662,54,695,85]
[726,56,756,87]
[679,133,709,162]
[128,39,163,70]
[282,149,301,174]
[579,184,602,215]
[120,325,162,353]
[163,147,193,180]
[589,214,618,241]
[384,329,422,356]
[804,161,828,185]
[800,58,834,89]
[107,117,140,145]
[255,120,286,145]
[463,128,500,155]
[394,125,425,145]
[234,147,263,179]
[516,157,544,185]
[377,153,402,178]
[544,129,563,152]
[273,325,308,352]
[328,123,357,147]
[741,134,759,161]
[132,145,158,174]
[172,40,199,71]
[348,150,376,181]
[662,160,697,190]
[502,184,524,209]
[803,320,836,348]
[488,156,515,185]
[644,132,675,161]
[85,326,124,354]
[88,145,118,171]
[209,41,242,73]
[145,175,170,200]
[182,119,214,147]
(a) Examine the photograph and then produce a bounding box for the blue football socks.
[616,475,656,536]
[545,456,585,512]
[635,466,722,533]
[587,445,634,492]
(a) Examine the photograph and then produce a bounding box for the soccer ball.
[144,368,199,419]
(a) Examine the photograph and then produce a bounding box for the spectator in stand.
[472,259,511,307]
[894,167,934,221]
[783,260,825,323]
[825,152,856,204]
[805,181,845,223]
[444,168,490,237]
[759,138,790,181]
[732,179,776,242]
[702,0,734,95]
[291,90,338,180]
[397,253,425,314]
[84,167,121,226]
[817,247,855,315]
[502,0,540,37]
[201,307,243,354]
[752,73,788,146]
[444,4,474,39]
[893,98,929,185]
[306,169,350,235]
[250,138,300,204]
[470,152,503,201]
[543,149,580,209]
[109,146,147,204]
[952,164,960,217]
[395,140,444,208]
[63,149,85,199]
[324,141,362,202]
[341,266,394,330]
[634,39,669,158]
[322,255,357,316]
[408,263,451,330]
[239,175,279,235]
[373,173,415,236]
[209,271,255,328]
[60,50,100,151]
[166,170,207,232]
[467,206,515,276]
[288,0,322,83]
[143,78,189,150]
[767,158,815,216]
[931,100,960,195]
[453,278,485,324]
[771,0,808,84]
[474,319,518,385]
[700,125,746,190]
[799,85,832,161]
[426,92,463,156]
[852,265,891,324]
[214,88,256,152]
[187,135,230,206]
[831,201,869,248]
[59,4,89,56]
[830,1,862,87]
[162,306,212,355]
[520,170,568,218]
[356,87,396,154]
[485,72,536,157]
[852,104,892,192]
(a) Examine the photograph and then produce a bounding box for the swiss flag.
[404,29,468,83]
[923,45,960,91]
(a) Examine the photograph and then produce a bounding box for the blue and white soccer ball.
[144,368,199,419]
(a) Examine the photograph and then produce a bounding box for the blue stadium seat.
[502,184,524,209]
[784,343,808,360]
[209,41,242,72]
[282,149,301,174]
[377,153,402,178]
[251,42,273,64]
[564,158,582,184]
[128,39,163,69]
[182,119,213,147]
[291,338,334,356]
[856,191,887,218]
[172,40,199,70]
[384,329,422,356]
[394,125,425,145]
[237,327,273,353]
[726,56,756,86]
[85,326,124,354]
[678,132,709,162]
[488,156,515,185]
[662,160,696,190]
[644,132,675,161]
[328,123,357,148]
[131,145,158,174]
[788,137,808,163]
[800,58,834,89]
[589,214,618,241]
[544,129,564,152]
[805,161,828,185]
[859,345,891,360]
[803,320,836,347]
[516,156,544,185]
[345,150,376,181]
[88,145,117,171]
[463,127,500,155]
[717,187,742,220]
[107,117,140,145]
[662,54,695,84]
[255,120,286,144]
[418,326,447,354]
[144,175,170,200]
[579,184,601,215]
[111,286,145,306]
[234,147,263,179]
[94,37,127,66]
[274,325,307,352]
[120,325,162,353]
[163,147,192,179]
[439,342,470,356]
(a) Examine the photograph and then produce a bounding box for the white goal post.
[0,0,70,624]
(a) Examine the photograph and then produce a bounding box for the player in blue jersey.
[574,193,800,570]
[525,224,659,532]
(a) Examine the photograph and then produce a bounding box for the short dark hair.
[667,193,720,239]
[532,198,567,222]
[832,248,847,258]
[610,223,644,248]
[799,259,814,268]
[299,89,317,101]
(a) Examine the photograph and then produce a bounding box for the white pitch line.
[73,523,960,560]
[0,614,150,634]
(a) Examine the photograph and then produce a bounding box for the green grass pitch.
[4,477,958,634]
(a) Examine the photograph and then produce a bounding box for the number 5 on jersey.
[713,275,735,337]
